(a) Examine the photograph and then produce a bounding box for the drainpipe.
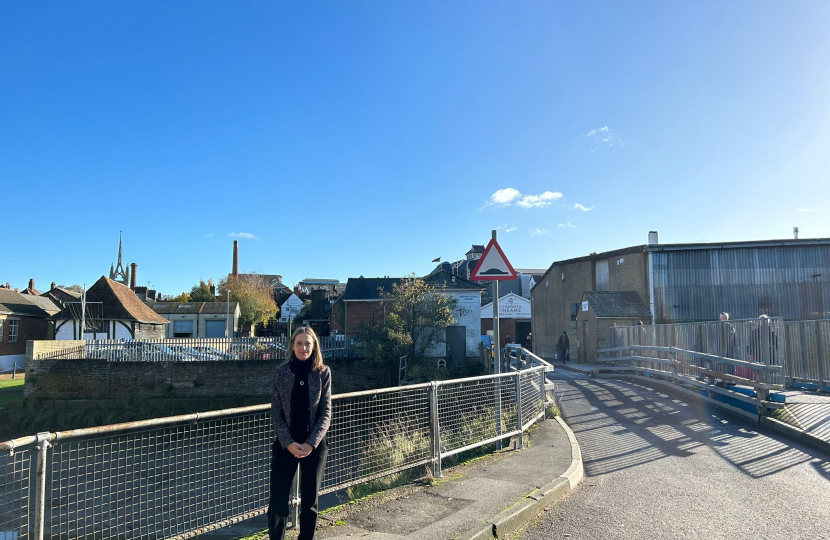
[647,231,658,326]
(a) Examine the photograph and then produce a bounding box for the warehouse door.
[205,320,226,338]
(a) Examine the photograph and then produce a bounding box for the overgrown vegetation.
[358,276,457,365]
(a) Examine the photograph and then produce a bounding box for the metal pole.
[515,372,523,449]
[12,363,16,380]
[430,382,442,478]
[815,321,827,392]
[291,467,301,526]
[80,284,86,341]
[34,433,51,540]
[539,368,546,422]
[226,290,230,338]
[491,230,502,450]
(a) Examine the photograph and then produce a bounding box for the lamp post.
[226,290,230,338]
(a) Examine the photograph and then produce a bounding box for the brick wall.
[24,341,392,401]
[0,317,51,357]
[345,301,386,336]
[531,247,649,362]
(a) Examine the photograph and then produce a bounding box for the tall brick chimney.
[232,240,239,277]
[130,263,138,290]
[28,279,35,291]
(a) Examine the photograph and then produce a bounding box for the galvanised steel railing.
[609,318,787,387]
[0,366,549,540]
[783,320,830,391]
[35,337,355,362]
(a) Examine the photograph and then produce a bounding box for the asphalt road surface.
[520,370,830,540]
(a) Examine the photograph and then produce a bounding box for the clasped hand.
[287,442,313,458]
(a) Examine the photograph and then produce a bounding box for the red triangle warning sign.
[470,239,518,281]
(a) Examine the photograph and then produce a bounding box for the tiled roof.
[0,289,60,317]
[342,272,483,301]
[341,278,402,301]
[583,291,651,318]
[423,269,485,291]
[149,301,239,315]
[54,277,168,324]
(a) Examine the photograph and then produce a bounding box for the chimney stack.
[793,227,799,240]
[232,240,239,277]
[130,263,138,289]
[51,282,56,290]
[28,279,35,291]
[648,231,659,246]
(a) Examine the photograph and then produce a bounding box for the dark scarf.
[289,358,312,444]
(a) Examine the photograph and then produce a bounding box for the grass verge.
[0,378,25,409]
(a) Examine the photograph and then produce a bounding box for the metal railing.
[35,337,355,362]
[0,366,549,540]
[609,318,787,386]
[783,320,830,391]
[598,344,785,416]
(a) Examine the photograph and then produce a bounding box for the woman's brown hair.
[285,326,325,373]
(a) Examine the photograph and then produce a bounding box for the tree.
[170,292,192,302]
[57,284,84,293]
[294,300,312,324]
[218,274,278,328]
[360,277,457,363]
[189,279,216,302]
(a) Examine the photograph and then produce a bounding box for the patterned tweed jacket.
[271,362,332,449]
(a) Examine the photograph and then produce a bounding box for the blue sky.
[2,1,829,295]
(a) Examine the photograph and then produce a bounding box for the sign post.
[471,230,519,450]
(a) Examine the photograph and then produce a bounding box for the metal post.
[515,372,524,449]
[291,467,301,526]
[430,382,442,478]
[816,321,827,392]
[491,230,502,450]
[539,368,547,422]
[799,321,809,384]
[11,362,16,379]
[34,433,51,540]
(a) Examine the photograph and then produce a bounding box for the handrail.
[599,345,783,372]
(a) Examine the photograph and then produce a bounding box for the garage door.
[173,320,193,336]
[205,320,226,338]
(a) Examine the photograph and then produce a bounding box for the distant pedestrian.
[557,331,570,363]
[268,326,332,540]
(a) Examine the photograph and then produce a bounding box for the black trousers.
[267,439,328,540]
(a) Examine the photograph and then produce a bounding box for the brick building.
[341,270,484,363]
[0,288,60,371]
[480,292,532,349]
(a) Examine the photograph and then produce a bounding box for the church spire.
[112,232,129,285]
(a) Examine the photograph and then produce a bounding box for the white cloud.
[516,191,563,208]
[205,232,214,238]
[496,224,519,233]
[482,189,563,210]
[228,232,259,239]
[557,223,577,229]
[585,126,623,147]
[574,203,595,212]
[530,228,549,235]
[491,188,522,204]
[796,208,816,213]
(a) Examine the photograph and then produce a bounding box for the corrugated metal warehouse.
[531,233,830,363]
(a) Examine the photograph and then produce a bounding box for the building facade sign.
[481,293,531,319]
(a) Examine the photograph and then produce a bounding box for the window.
[8,320,19,342]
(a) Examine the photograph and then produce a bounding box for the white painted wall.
[279,294,304,322]
[55,319,133,340]
[0,353,25,372]
[424,291,482,358]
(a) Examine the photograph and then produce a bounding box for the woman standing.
[268,326,332,540]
